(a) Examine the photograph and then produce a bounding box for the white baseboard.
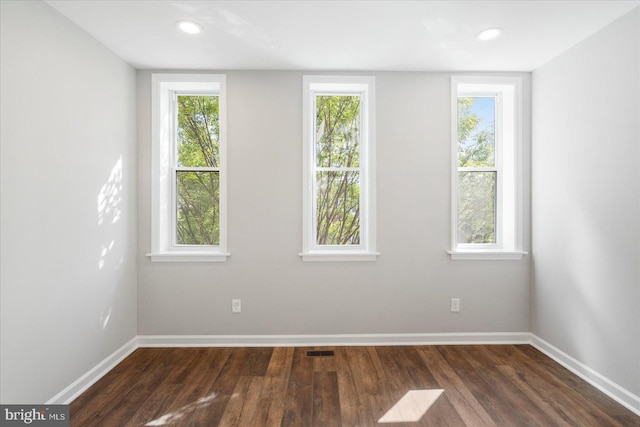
[137,332,531,347]
[530,334,640,416]
[46,336,138,405]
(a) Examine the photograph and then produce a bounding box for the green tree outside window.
[175,95,220,245]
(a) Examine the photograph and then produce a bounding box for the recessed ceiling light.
[176,20,203,35]
[476,27,503,41]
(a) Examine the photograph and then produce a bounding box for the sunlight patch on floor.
[378,389,444,423]
[145,392,218,426]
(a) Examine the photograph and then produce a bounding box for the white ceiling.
[44,0,640,71]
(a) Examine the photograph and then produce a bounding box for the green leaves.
[316,95,360,168]
[316,172,360,245]
[315,95,361,245]
[176,171,220,245]
[457,97,495,168]
[177,95,220,168]
[457,97,497,244]
[175,95,220,246]
[457,171,496,244]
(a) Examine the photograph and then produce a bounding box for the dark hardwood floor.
[70,345,639,426]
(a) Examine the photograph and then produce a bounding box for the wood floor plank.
[123,347,206,426]
[509,346,631,427]
[138,347,232,427]
[312,347,338,373]
[334,347,364,426]
[167,349,238,427]
[498,363,611,427]
[70,348,161,426]
[71,348,171,427]
[366,346,387,381]
[280,347,314,427]
[377,346,466,427]
[462,345,562,426]
[218,375,264,427]
[417,346,497,427]
[312,371,342,427]
[251,347,294,427]
[435,345,533,425]
[183,347,253,426]
[241,347,273,377]
[68,345,640,427]
[516,345,640,426]
[121,348,208,426]
[346,346,389,426]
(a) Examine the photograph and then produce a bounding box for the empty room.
[1,0,639,425]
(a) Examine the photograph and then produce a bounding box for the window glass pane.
[316,171,360,245]
[457,171,496,244]
[457,96,495,168]
[176,171,219,245]
[315,95,360,168]
[177,95,219,168]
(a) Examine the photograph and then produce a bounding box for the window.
[148,74,228,262]
[450,76,525,260]
[300,76,378,261]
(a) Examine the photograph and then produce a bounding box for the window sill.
[146,252,230,263]
[448,250,527,261]
[299,252,380,262]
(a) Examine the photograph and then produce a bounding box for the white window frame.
[148,73,229,262]
[300,75,378,262]
[449,76,526,260]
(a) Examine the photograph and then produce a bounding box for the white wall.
[0,1,137,403]
[532,7,640,396]
[137,70,531,337]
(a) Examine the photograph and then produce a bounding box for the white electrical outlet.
[451,298,461,313]
[232,299,241,313]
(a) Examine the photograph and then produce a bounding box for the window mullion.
[316,167,360,172]
[458,167,498,172]
[175,167,219,172]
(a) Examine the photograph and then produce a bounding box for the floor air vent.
[306,350,335,357]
